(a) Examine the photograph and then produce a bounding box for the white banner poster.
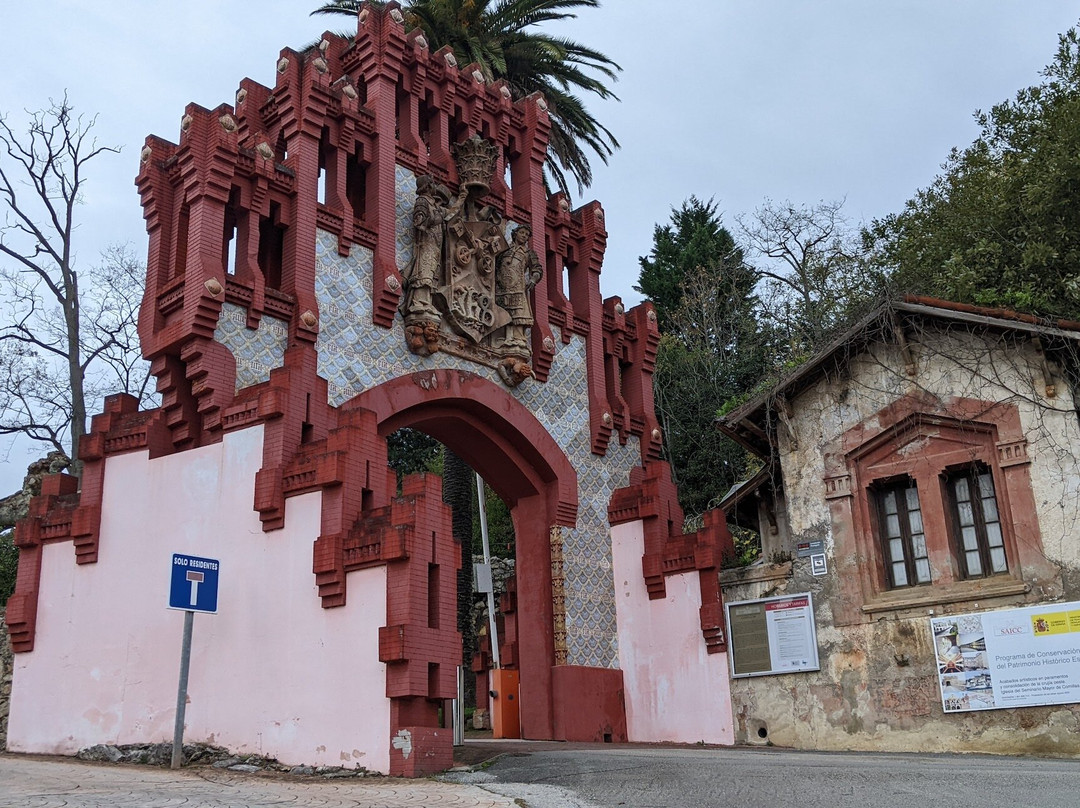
[931,601,1080,713]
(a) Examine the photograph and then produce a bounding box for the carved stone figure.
[497,356,533,387]
[399,135,543,387]
[495,225,543,352]
[401,176,466,355]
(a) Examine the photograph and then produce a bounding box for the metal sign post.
[475,472,500,669]
[168,553,220,769]
[453,665,465,746]
[172,611,195,769]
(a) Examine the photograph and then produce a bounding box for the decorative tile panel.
[395,165,417,272]
[213,303,289,391]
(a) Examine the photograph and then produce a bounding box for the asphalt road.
[450,743,1080,808]
[6,744,1080,808]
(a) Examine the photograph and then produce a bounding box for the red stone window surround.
[823,394,1054,626]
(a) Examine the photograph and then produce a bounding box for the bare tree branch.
[0,96,148,475]
[739,198,887,359]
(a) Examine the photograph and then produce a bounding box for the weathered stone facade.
[719,298,1080,755]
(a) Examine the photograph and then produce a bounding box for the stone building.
[718,296,1080,755]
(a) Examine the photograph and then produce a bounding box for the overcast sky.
[2,1,1078,491]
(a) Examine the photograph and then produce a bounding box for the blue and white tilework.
[312,165,641,670]
[394,165,417,272]
[214,303,289,391]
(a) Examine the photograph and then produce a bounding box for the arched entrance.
[349,369,578,741]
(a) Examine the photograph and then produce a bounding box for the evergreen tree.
[635,197,743,336]
[0,528,16,607]
[637,198,764,518]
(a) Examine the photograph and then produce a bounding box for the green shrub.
[0,528,17,607]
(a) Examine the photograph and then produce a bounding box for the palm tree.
[312,0,620,195]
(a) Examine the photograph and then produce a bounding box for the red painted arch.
[345,369,578,526]
[347,367,582,741]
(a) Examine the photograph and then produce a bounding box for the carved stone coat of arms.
[400,136,542,387]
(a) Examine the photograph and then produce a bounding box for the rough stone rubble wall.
[1,609,12,750]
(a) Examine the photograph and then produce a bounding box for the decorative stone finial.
[651,428,662,442]
[614,302,624,315]
[300,310,318,328]
[444,52,458,68]
[389,8,405,23]
[602,412,612,425]
[543,336,555,352]
[472,69,485,84]
[500,85,512,100]
[536,96,548,112]
[219,114,237,133]
[647,310,657,324]
[318,39,330,54]
[140,145,152,164]
[312,57,329,74]
[204,278,224,296]
[235,88,247,105]
[256,142,274,161]
[386,275,401,292]
[277,56,290,74]
[180,114,193,132]
[341,83,358,100]
[415,34,428,50]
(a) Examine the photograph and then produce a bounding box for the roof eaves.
[715,302,892,433]
[717,466,772,513]
[895,299,1080,343]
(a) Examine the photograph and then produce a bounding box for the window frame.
[943,463,1009,580]
[872,476,931,589]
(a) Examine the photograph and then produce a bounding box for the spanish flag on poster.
[1032,612,1071,636]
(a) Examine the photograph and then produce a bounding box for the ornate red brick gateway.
[7,2,734,774]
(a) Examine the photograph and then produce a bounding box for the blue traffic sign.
[169,554,220,613]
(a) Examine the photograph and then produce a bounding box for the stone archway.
[349,369,578,741]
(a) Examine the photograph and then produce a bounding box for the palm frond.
[311,0,620,193]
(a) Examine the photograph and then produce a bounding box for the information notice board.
[932,600,1080,713]
[725,593,820,678]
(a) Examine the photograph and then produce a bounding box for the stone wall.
[1,608,11,750]
[6,429,392,772]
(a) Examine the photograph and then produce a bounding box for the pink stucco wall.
[611,521,734,744]
[7,426,391,773]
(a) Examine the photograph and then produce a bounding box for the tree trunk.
[65,274,85,476]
